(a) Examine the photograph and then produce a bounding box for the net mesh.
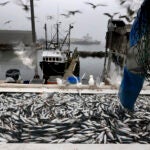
[130,2,150,81]
[134,24,150,81]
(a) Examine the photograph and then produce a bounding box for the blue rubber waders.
[118,67,145,110]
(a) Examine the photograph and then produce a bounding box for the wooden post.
[30,0,36,43]
[30,0,39,79]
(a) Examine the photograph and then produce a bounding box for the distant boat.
[71,33,101,45]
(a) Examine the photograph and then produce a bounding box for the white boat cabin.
[42,50,67,63]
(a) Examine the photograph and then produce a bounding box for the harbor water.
[0,42,120,82]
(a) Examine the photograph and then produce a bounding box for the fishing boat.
[39,23,80,83]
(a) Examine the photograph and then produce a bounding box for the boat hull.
[40,61,67,77]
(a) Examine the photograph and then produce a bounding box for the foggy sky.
[0,0,140,43]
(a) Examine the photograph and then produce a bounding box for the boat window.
[56,57,59,61]
[46,57,48,61]
[43,57,45,61]
[59,58,62,61]
[49,57,51,61]
[53,57,55,61]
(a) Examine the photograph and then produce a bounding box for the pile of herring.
[0,92,149,143]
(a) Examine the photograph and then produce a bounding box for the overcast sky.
[0,0,142,43]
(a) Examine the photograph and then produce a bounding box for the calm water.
[0,43,119,81]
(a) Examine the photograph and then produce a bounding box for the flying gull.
[68,10,82,16]
[0,1,10,6]
[85,2,107,9]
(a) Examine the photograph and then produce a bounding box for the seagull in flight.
[68,10,82,16]
[61,13,70,18]
[120,0,126,5]
[119,15,135,23]
[47,15,53,20]
[15,0,30,11]
[85,2,107,9]
[127,6,135,16]
[119,0,140,17]
[0,1,10,6]
[103,12,119,19]
[4,20,12,24]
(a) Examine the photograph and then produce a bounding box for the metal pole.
[30,0,39,79]
[56,23,59,48]
[68,24,73,57]
[68,25,72,51]
[30,0,36,43]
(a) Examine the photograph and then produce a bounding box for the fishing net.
[135,28,150,81]
[132,4,150,81]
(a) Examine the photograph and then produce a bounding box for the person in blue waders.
[118,0,150,111]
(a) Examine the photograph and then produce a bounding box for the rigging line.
[48,32,57,48]
[60,33,69,51]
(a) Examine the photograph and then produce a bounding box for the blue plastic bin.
[67,76,80,84]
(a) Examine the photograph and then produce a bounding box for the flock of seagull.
[0,0,139,25]
[60,2,108,19]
